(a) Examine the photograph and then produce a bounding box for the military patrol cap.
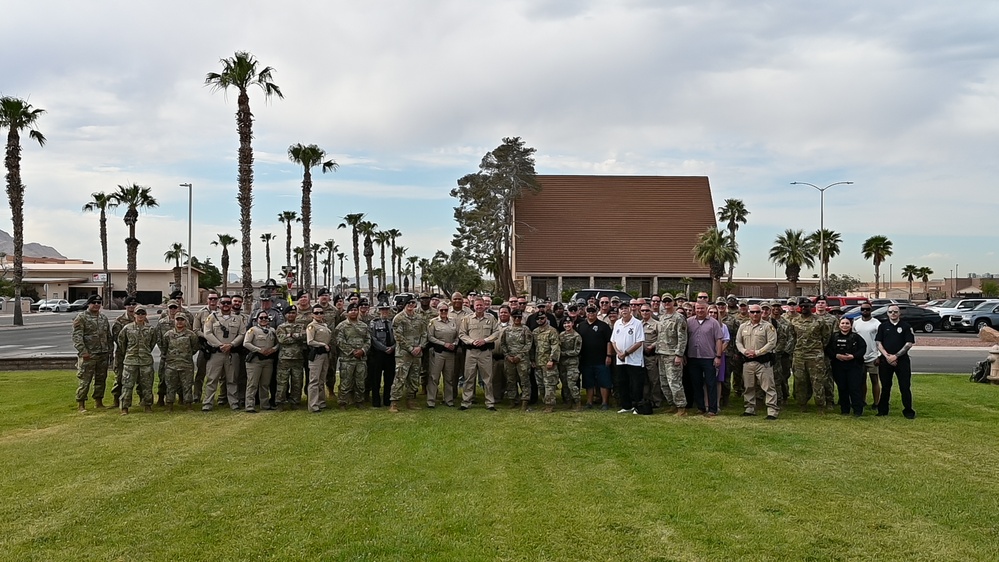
[134,305,147,315]
[610,296,621,303]
[662,294,673,302]
[437,302,449,310]
[726,294,737,302]
[576,298,586,305]
[419,292,431,299]
[282,305,296,315]
[738,298,749,306]
[761,300,772,308]
[346,303,359,312]
[786,297,798,305]
[715,298,726,305]
[167,300,179,308]
[675,294,687,302]
[317,288,331,296]
[170,289,184,299]
[86,294,103,305]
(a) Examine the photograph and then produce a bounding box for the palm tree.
[310,243,321,291]
[901,264,919,301]
[163,242,187,291]
[321,258,331,291]
[393,246,407,292]
[769,229,816,298]
[277,211,299,276]
[807,228,842,293]
[293,246,304,280]
[336,252,346,292]
[359,221,378,302]
[321,239,337,289]
[1,96,46,326]
[260,233,276,280]
[918,266,934,298]
[287,143,338,295]
[419,258,431,292]
[114,183,159,297]
[337,213,366,293]
[211,234,238,295]
[717,198,749,283]
[861,235,894,298]
[407,255,420,289]
[692,227,738,299]
[82,191,118,302]
[206,51,284,304]
[386,228,401,292]
[374,231,391,291]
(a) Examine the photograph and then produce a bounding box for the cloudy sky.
[2,0,997,287]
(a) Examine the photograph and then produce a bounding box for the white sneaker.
[631,409,639,415]
[617,408,631,414]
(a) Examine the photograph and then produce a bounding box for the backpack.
[971,360,990,383]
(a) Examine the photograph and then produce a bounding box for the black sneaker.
[903,410,916,419]
[741,412,755,417]
[459,406,469,411]
[765,415,777,420]
[487,406,497,412]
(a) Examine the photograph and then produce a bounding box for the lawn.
[2,371,998,561]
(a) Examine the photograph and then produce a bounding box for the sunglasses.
[258,316,269,321]
[888,310,901,314]
[135,310,147,315]
[749,311,762,314]
[861,308,872,311]
[220,301,232,305]
[697,295,709,299]
[208,297,218,300]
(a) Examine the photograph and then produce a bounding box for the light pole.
[791,181,853,296]
[179,183,193,303]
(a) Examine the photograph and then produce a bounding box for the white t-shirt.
[612,316,645,367]
[853,317,881,362]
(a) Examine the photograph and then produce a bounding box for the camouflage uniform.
[641,317,663,407]
[155,313,178,401]
[275,321,306,407]
[558,329,582,405]
[426,315,458,407]
[816,312,838,405]
[306,320,333,412]
[243,324,278,411]
[532,324,561,406]
[320,302,341,398]
[791,314,833,409]
[72,309,112,404]
[656,311,689,408]
[772,315,796,404]
[191,306,216,403]
[111,311,136,403]
[500,323,534,403]
[390,309,426,403]
[117,322,159,410]
[160,326,199,405]
[336,318,371,406]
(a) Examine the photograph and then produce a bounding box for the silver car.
[38,299,70,312]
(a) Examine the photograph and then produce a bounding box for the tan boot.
[573,402,582,412]
[675,408,687,417]
[406,399,420,411]
[94,398,106,409]
[543,405,554,413]
[77,400,87,413]
[144,405,153,413]
[521,402,529,412]
[388,401,400,413]
[120,408,128,416]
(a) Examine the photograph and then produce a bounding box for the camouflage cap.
[738,298,749,306]
[167,299,179,308]
[419,292,431,299]
[726,294,737,301]
[437,302,449,310]
[786,297,798,305]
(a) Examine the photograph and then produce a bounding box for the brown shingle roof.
[513,175,715,277]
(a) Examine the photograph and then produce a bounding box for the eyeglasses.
[313,310,325,315]
[641,309,652,313]
[220,301,232,305]
[697,295,709,299]
[749,311,762,314]
[888,310,901,314]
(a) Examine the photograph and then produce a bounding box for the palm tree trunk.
[284,223,292,273]
[727,227,736,283]
[390,241,397,292]
[265,240,271,280]
[352,230,361,292]
[236,88,254,308]
[126,224,138,297]
[301,169,312,296]
[6,129,25,325]
[874,266,881,298]
[100,211,109,302]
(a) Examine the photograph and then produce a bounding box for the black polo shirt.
[875,320,915,354]
[578,319,612,366]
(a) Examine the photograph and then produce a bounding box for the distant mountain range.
[0,229,67,259]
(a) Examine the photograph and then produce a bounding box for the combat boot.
[406,399,420,410]
[94,398,106,409]
[77,400,87,413]
[120,408,128,416]
[542,405,554,413]
[521,402,529,412]
[112,397,120,408]
[388,401,400,413]
[573,401,582,412]
[144,405,153,413]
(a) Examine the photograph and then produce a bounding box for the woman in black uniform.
[825,317,868,416]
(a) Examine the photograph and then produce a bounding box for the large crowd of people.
[70,288,917,419]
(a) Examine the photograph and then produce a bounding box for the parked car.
[928,298,992,330]
[30,299,48,312]
[921,299,947,308]
[38,299,70,312]
[67,298,90,312]
[810,296,870,308]
[870,304,942,332]
[870,298,911,307]
[568,289,635,305]
[951,301,999,333]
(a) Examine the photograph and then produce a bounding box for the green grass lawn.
[2,371,999,561]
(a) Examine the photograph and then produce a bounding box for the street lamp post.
[179,183,193,303]
[791,181,853,296]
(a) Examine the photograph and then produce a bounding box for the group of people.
[70,287,917,420]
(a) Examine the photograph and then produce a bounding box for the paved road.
[1,311,991,373]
